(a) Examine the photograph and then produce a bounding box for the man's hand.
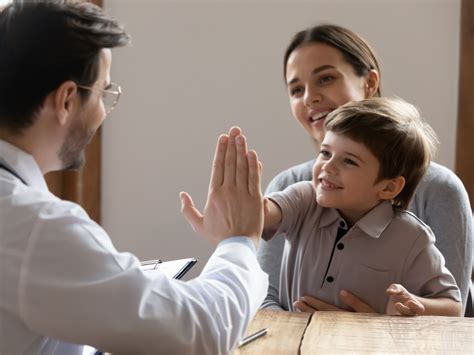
[293,290,376,313]
[386,284,425,316]
[180,127,264,247]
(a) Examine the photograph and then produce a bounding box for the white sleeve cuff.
[218,236,256,255]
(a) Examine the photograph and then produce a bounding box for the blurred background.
[99,0,462,277]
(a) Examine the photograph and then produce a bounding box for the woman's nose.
[304,86,322,107]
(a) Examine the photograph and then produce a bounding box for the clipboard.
[140,257,197,280]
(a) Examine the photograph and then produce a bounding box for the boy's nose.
[322,159,338,174]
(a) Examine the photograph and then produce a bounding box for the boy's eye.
[344,158,358,166]
[320,150,331,158]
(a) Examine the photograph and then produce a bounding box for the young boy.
[263,97,462,316]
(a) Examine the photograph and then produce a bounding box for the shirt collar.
[319,207,341,229]
[0,139,49,192]
[318,200,394,239]
[355,200,394,239]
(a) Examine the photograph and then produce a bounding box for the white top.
[0,140,268,355]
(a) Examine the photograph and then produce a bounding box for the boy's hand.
[386,284,425,316]
[293,296,341,313]
[180,127,264,247]
[293,290,376,313]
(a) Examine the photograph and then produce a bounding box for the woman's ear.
[378,176,405,201]
[53,81,78,126]
[365,69,380,98]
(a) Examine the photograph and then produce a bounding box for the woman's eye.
[319,75,334,85]
[289,86,303,97]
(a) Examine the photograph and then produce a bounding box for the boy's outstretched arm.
[263,198,282,230]
[386,284,462,316]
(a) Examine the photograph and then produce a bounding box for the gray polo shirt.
[263,181,461,313]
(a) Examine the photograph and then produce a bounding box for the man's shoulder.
[1,185,89,222]
[265,159,315,194]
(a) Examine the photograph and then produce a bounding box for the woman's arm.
[257,235,286,310]
[257,160,315,311]
[411,163,473,310]
[293,285,463,316]
[386,284,462,316]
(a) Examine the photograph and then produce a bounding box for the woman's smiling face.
[285,42,371,144]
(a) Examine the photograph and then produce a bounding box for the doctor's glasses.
[77,82,121,115]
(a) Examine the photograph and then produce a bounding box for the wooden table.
[234,310,310,355]
[235,310,474,354]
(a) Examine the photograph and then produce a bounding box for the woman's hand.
[293,290,376,313]
[386,284,425,316]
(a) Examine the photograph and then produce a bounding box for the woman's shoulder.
[417,162,468,195]
[411,161,471,219]
[265,159,315,194]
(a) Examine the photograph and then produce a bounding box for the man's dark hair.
[0,0,131,134]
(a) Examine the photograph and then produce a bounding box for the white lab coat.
[0,140,268,355]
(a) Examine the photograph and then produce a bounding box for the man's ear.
[378,176,405,201]
[53,81,78,126]
[364,69,380,98]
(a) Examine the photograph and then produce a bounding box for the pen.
[237,328,268,348]
[140,259,162,269]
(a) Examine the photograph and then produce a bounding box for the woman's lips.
[310,110,331,122]
[309,109,332,128]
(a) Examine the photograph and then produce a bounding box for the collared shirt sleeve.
[401,225,461,302]
[17,199,268,355]
[263,181,316,242]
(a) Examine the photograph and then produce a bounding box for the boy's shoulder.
[268,180,316,206]
[391,207,435,243]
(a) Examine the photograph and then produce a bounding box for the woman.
[257,24,472,314]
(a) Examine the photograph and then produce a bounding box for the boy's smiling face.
[312,131,392,225]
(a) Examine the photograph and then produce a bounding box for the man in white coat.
[0,1,268,354]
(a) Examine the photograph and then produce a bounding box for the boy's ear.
[378,176,405,201]
[53,81,78,126]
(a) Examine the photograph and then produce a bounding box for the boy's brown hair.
[325,97,438,209]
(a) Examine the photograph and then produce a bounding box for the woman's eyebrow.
[287,65,336,86]
[311,65,335,76]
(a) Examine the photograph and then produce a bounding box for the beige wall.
[102,0,460,276]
